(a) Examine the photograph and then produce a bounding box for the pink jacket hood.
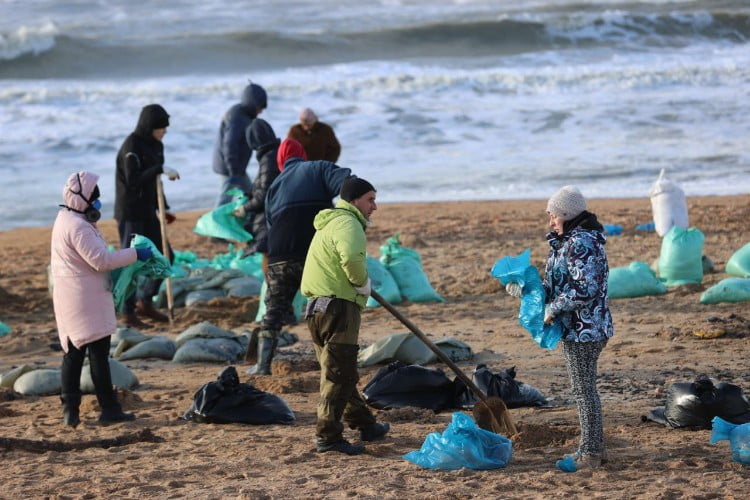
[62,171,99,213]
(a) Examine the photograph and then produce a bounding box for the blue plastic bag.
[380,234,443,303]
[490,249,562,350]
[603,224,622,236]
[403,412,513,470]
[112,234,174,312]
[710,416,750,465]
[193,188,253,242]
[365,256,402,307]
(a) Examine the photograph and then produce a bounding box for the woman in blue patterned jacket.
[543,185,614,469]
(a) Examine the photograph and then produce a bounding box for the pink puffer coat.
[50,171,137,352]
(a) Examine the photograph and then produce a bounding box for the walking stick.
[156,175,174,323]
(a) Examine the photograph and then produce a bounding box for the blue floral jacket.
[543,227,614,342]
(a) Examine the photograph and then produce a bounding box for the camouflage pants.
[306,298,375,444]
[261,260,304,334]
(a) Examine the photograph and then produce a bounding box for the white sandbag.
[175,321,239,348]
[172,337,248,364]
[649,168,688,237]
[117,336,177,361]
[1,364,36,388]
[13,369,62,395]
[80,358,139,393]
[223,275,262,297]
[185,288,226,307]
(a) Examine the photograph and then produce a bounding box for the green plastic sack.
[700,278,750,304]
[366,256,402,307]
[380,234,443,303]
[658,226,704,286]
[608,261,668,299]
[193,189,252,242]
[254,280,308,323]
[112,234,174,312]
[0,321,10,337]
[726,242,750,278]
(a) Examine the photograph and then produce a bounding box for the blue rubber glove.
[135,247,153,262]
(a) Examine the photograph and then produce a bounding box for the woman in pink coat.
[51,171,152,427]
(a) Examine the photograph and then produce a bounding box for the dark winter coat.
[543,214,614,343]
[287,121,341,162]
[212,84,267,177]
[262,158,350,264]
[115,104,169,222]
[243,118,280,250]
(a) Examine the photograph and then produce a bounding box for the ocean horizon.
[1,0,748,231]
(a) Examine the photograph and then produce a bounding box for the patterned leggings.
[562,339,607,455]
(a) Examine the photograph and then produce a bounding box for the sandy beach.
[0,195,749,498]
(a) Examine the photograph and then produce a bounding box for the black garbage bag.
[644,375,750,429]
[363,361,460,412]
[182,366,295,425]
[455,365,548,409]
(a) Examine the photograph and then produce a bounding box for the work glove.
[232,204,247,218]
[543,304,555,325]
[165,212,176,224]
[354,278,371,297]
[163,167,180,181]
[135,247,153,262]
[505,282,522,298]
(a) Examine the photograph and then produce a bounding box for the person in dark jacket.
[287,108,341,163]
[232,118,281,255]
[115,103,179,328]
[212,82,267,207]
[248,138,350,375]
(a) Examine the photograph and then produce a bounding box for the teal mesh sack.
[726,242,750,278]
[112,234,174,311]
[700,278,750,305]
[608,261,668,299]
[380,234,443,303]
[658,226,704,286]
[193,188,253,242]
[366,256,402,307]
[491,249,562,350]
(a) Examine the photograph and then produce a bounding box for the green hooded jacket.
[301,199,369,309]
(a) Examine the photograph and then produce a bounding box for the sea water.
[1,0,748,230]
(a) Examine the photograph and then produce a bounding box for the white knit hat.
[547,185,587,221]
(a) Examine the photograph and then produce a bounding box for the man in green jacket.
[301,175,389,455]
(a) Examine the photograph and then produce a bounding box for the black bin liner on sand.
[183,366,295,425]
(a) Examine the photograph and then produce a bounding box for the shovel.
[370,290,517,436]
[156,175,174,323]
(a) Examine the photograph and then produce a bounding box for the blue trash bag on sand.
[725,242,750,278]
[658,226,704,286]
[403,412,513,470]
[700,278,750,305]
[608,261,668,299]
[490,249,562,350]
[710,416,750,465]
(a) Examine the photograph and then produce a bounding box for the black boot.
[316,438,365,455]
[247,332,278,375]
[61,392,81,428]
[360,422,390,442]
[97,391,135,424]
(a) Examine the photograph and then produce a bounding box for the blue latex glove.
[135,247,153,262]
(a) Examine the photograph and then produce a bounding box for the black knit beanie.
[340,176,375,202]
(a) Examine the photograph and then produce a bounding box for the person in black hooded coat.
[234,118,281,255]
[114,103,179,327]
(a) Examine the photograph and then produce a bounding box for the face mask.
[60,174,102,223]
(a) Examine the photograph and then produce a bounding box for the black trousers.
[117,217,173,314]
[61,336,113,397]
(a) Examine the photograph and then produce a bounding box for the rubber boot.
[247,332,278,375]
[136,299,168,323]
[97,391,135,424]
[61,392,81,428]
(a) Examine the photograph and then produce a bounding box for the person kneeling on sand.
[52,171,147,427]
[301,175,389,455]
